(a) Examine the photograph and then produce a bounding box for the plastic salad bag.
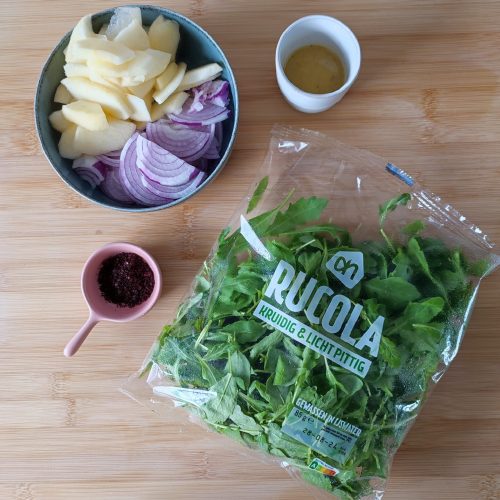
[124,125,499,499]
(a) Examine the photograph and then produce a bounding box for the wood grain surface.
[1,1,500,499]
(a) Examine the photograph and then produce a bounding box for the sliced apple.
[120,49,171,86]
[106,6,142,40]
[148,16,179,58]
[150,91,188,121]
[88,49,169,87]
[61,77,131,120]
[54,83,73,104]
[114,19,149,50]
[87,68,123,91]
[87,55,127,79]
[153,62,186,104]
[49,110,71,133]
[70,14,95,41]
[143,90,154,111]
[73,119,136,156]
[64,63,90,78]
[65,15,105,63]
[128,78,155,98]
[62,100,109,131]
[58,126,81,159]
[125,94,152,122]
[155,62,177,91]
[73,38,135,65]
[177,63,223,91]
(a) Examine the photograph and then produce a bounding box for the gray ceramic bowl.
[35,5,239,212]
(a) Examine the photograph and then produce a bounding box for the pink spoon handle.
[64,314,99,357]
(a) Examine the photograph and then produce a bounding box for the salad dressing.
[284,44,345,94]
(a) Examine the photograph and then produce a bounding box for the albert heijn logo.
[326,251,364,289]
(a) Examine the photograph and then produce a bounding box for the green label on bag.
[254,299,371,377]
[282,403,359,464]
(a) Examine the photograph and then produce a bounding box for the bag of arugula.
[124,126,499,499]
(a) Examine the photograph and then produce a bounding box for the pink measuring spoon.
[64,242,162,357]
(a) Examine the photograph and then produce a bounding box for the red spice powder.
[98,252,155,308]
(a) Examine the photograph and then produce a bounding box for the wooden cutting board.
[1,1,499,499]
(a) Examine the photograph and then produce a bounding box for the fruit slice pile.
[49,7,223,159]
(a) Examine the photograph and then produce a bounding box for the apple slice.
[114,19,149,50]
[106,6,142,40]
[149,16,180,58]
[73,38,135,65]
[65,15,102,63]
[64,63,90,78]
[58,126,81,159]
[61,77,131,120]
[150,91,188,121]
[153,62,186,104]
[177,63,223,91]
[49,110,71,133]
[54,83,73,104]
[120,49,171,86]
[87,55,127,79]
[87,68,123,91]
[73,119,136,155]
[125,94,152,122]
[128,78,155,98]
[62,100,109,131]
[155,62,177,91]
[89,49,170,87]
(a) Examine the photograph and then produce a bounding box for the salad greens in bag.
[124,126,498,499]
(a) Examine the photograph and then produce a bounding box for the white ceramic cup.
[275,15,361,113]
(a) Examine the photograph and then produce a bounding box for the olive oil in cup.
[275,15,361,113]
[285,45,346,94]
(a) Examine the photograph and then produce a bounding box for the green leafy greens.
[149,182,486,499]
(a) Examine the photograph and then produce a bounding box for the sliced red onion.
[100,166,135,204]
[75,170,98,188]
[73,155,107,188]
[190,88,204,112]
[119,134,171,206]
[96,150,121,168]
[73,155,98,170]
[145,120,215,162]
[169,99,229,126]
[141,170,207,199]
[203,135,220,160]
[189,80,229,112]
[205,80,230,107]
[136,135,201,186]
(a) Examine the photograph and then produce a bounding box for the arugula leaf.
[267,197,328,235]
[230,405,262,435]
[298,250,323,274]
[226,351,251,389]
[378,337,401,368]
[379,193,411,227]
[390,248,413,280]
[221,320,267,344]
[364,277,421,310]
[407,237,448,299]
[403,219,425,236]
[250,329,283,360]
[403,297,444,324]
[202,374,238,424]
[247,176,269,213]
